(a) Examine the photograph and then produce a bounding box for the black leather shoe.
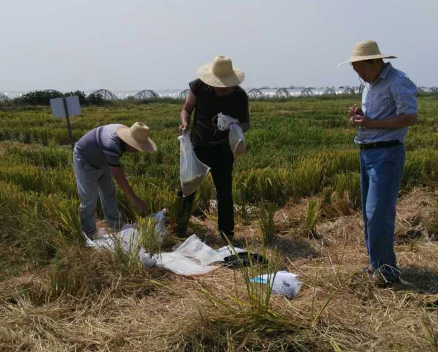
[363,266,375,276]
[371,270,401,286]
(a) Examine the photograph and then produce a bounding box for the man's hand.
[350,114,370,128]
[350,113,417,130]
[348,103,363,117]
[179,122,189,132]
[110,166,146,213]
[348,104,365,127]
[132,196,146,213]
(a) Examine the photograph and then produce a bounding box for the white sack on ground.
[87,227,235,276]
[250,271,302,299]
[155,252,219,276]
[217,245,245,258]
[153,235,243,276]
[171,234,224,266]
[85,210,167,253]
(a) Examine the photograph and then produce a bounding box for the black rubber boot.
[219,231,242,247]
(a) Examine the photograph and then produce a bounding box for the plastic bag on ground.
[155,252,219,276]
[178,131,210,197]
[85,209,167,251]
[85,223,136,251]
[172,234,224,266]
[154,235,223,275]
[217,245,245,258]
[250,271,302,299]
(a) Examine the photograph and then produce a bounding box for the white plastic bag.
[147,209,167,245]
[174,234,224,266]
[217,113,236,131]
[216,113,246,156]
[86,210,167,252]
[156,252,219,276]
[154,235,222,276]
[250,271,302,299]
[178,132,210,197]
[229,123,246,156]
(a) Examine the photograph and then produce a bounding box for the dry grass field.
[1,96,438,351]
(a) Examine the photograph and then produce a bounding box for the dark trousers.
[177,145,235,239]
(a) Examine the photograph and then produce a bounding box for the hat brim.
[198,64,245,87]
[116,126,157,152]
[338,54,397,66]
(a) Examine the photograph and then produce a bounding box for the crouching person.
[73,122,157,239]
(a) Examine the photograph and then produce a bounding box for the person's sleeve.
[189,79,203,97]
[391,76,418,115]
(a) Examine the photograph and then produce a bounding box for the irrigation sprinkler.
[322,88,336,95]
[342,86,356,94]
[177,89,190,99]
[134,89,159,100]
[0,93,9,102]
[50,96,81,150]
[89,89,118,100]
[275,88,290,98]
[300,88,314,97]
[247,88,264,99]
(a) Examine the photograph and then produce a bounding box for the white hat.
[338,40,397,66]
[198,55,245,87]
[116,122,157,152]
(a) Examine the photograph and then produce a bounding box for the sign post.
[50,96,81,150]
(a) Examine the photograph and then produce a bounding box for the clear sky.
[1,0,437,91]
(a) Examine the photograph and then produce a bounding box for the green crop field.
[1,96,438,351]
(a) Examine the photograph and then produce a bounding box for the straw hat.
[198,55,245,87]
[338,40,397,66]
[116,122,157,152]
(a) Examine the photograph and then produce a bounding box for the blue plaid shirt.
[355,63,418,144]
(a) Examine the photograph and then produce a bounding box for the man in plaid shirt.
[340,40,418,285]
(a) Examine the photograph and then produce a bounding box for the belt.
[359,140,402,150]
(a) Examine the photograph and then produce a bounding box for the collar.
[374,62,393,83]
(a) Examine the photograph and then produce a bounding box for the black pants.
[177,145,235,239]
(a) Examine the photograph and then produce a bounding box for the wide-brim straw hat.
[338,40,397,66]
[198,55,245,87]
[116,122,157,152]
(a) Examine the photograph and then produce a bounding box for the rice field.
[1,96,438,351]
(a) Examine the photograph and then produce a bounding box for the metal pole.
[62,97,74,150]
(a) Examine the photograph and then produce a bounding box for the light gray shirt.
[75,124,125,169]
[355,63,418,144]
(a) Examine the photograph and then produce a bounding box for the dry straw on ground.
[1,188,438,351]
